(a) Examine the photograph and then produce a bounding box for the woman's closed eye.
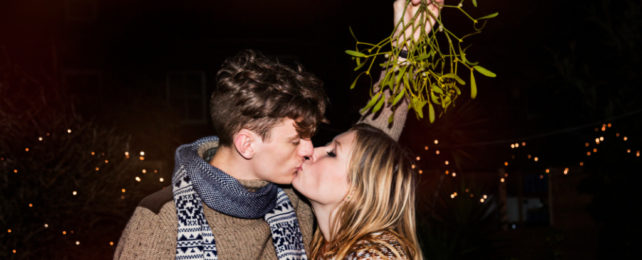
[326,150,337,157]
[323,140,339,158]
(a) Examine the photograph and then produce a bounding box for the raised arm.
[358,0,443,140]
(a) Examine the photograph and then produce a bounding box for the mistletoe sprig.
[347,0,497,123]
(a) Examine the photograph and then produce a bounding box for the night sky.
[3,0,638,159]
[2,0,641,258]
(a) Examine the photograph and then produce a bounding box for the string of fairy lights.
[412,121,640,205]
[4,128,167,256]
[4,118,641,256]
[501,122,639,184]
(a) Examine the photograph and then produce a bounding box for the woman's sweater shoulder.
[346,231,410,260]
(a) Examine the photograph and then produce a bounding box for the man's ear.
[233,129,260,159]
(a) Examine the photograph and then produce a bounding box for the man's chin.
[268,174,295,185]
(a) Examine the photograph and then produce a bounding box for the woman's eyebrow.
[322,139,342,150]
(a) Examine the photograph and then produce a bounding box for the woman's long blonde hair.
[310,123,422,259]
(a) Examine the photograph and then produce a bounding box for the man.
[114,49,327,259]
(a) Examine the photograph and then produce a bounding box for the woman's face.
[292,130,356,207]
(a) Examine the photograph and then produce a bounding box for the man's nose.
[298,139,314,160]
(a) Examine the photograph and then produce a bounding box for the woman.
[292,123,422,259]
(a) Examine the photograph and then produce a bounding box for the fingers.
[413,0,445,8]
[393,0,443,49]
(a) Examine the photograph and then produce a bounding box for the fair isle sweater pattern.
[264,189,308,259]
[172,137,307,260]
[174,167,217,259]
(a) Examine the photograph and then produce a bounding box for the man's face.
[251,118,313,184]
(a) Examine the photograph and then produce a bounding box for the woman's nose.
[305,146,324,163]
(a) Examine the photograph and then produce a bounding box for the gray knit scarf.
[172,136,307,260]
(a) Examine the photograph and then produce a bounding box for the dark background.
[1,0,641,259]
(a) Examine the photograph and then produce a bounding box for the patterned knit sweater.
[320,231,411,260]
[114,178,314,260]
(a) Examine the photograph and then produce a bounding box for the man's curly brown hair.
[210,50,327,146]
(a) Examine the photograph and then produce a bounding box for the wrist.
[398,48,408,59]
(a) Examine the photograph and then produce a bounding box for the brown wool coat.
[114,180,314,260]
